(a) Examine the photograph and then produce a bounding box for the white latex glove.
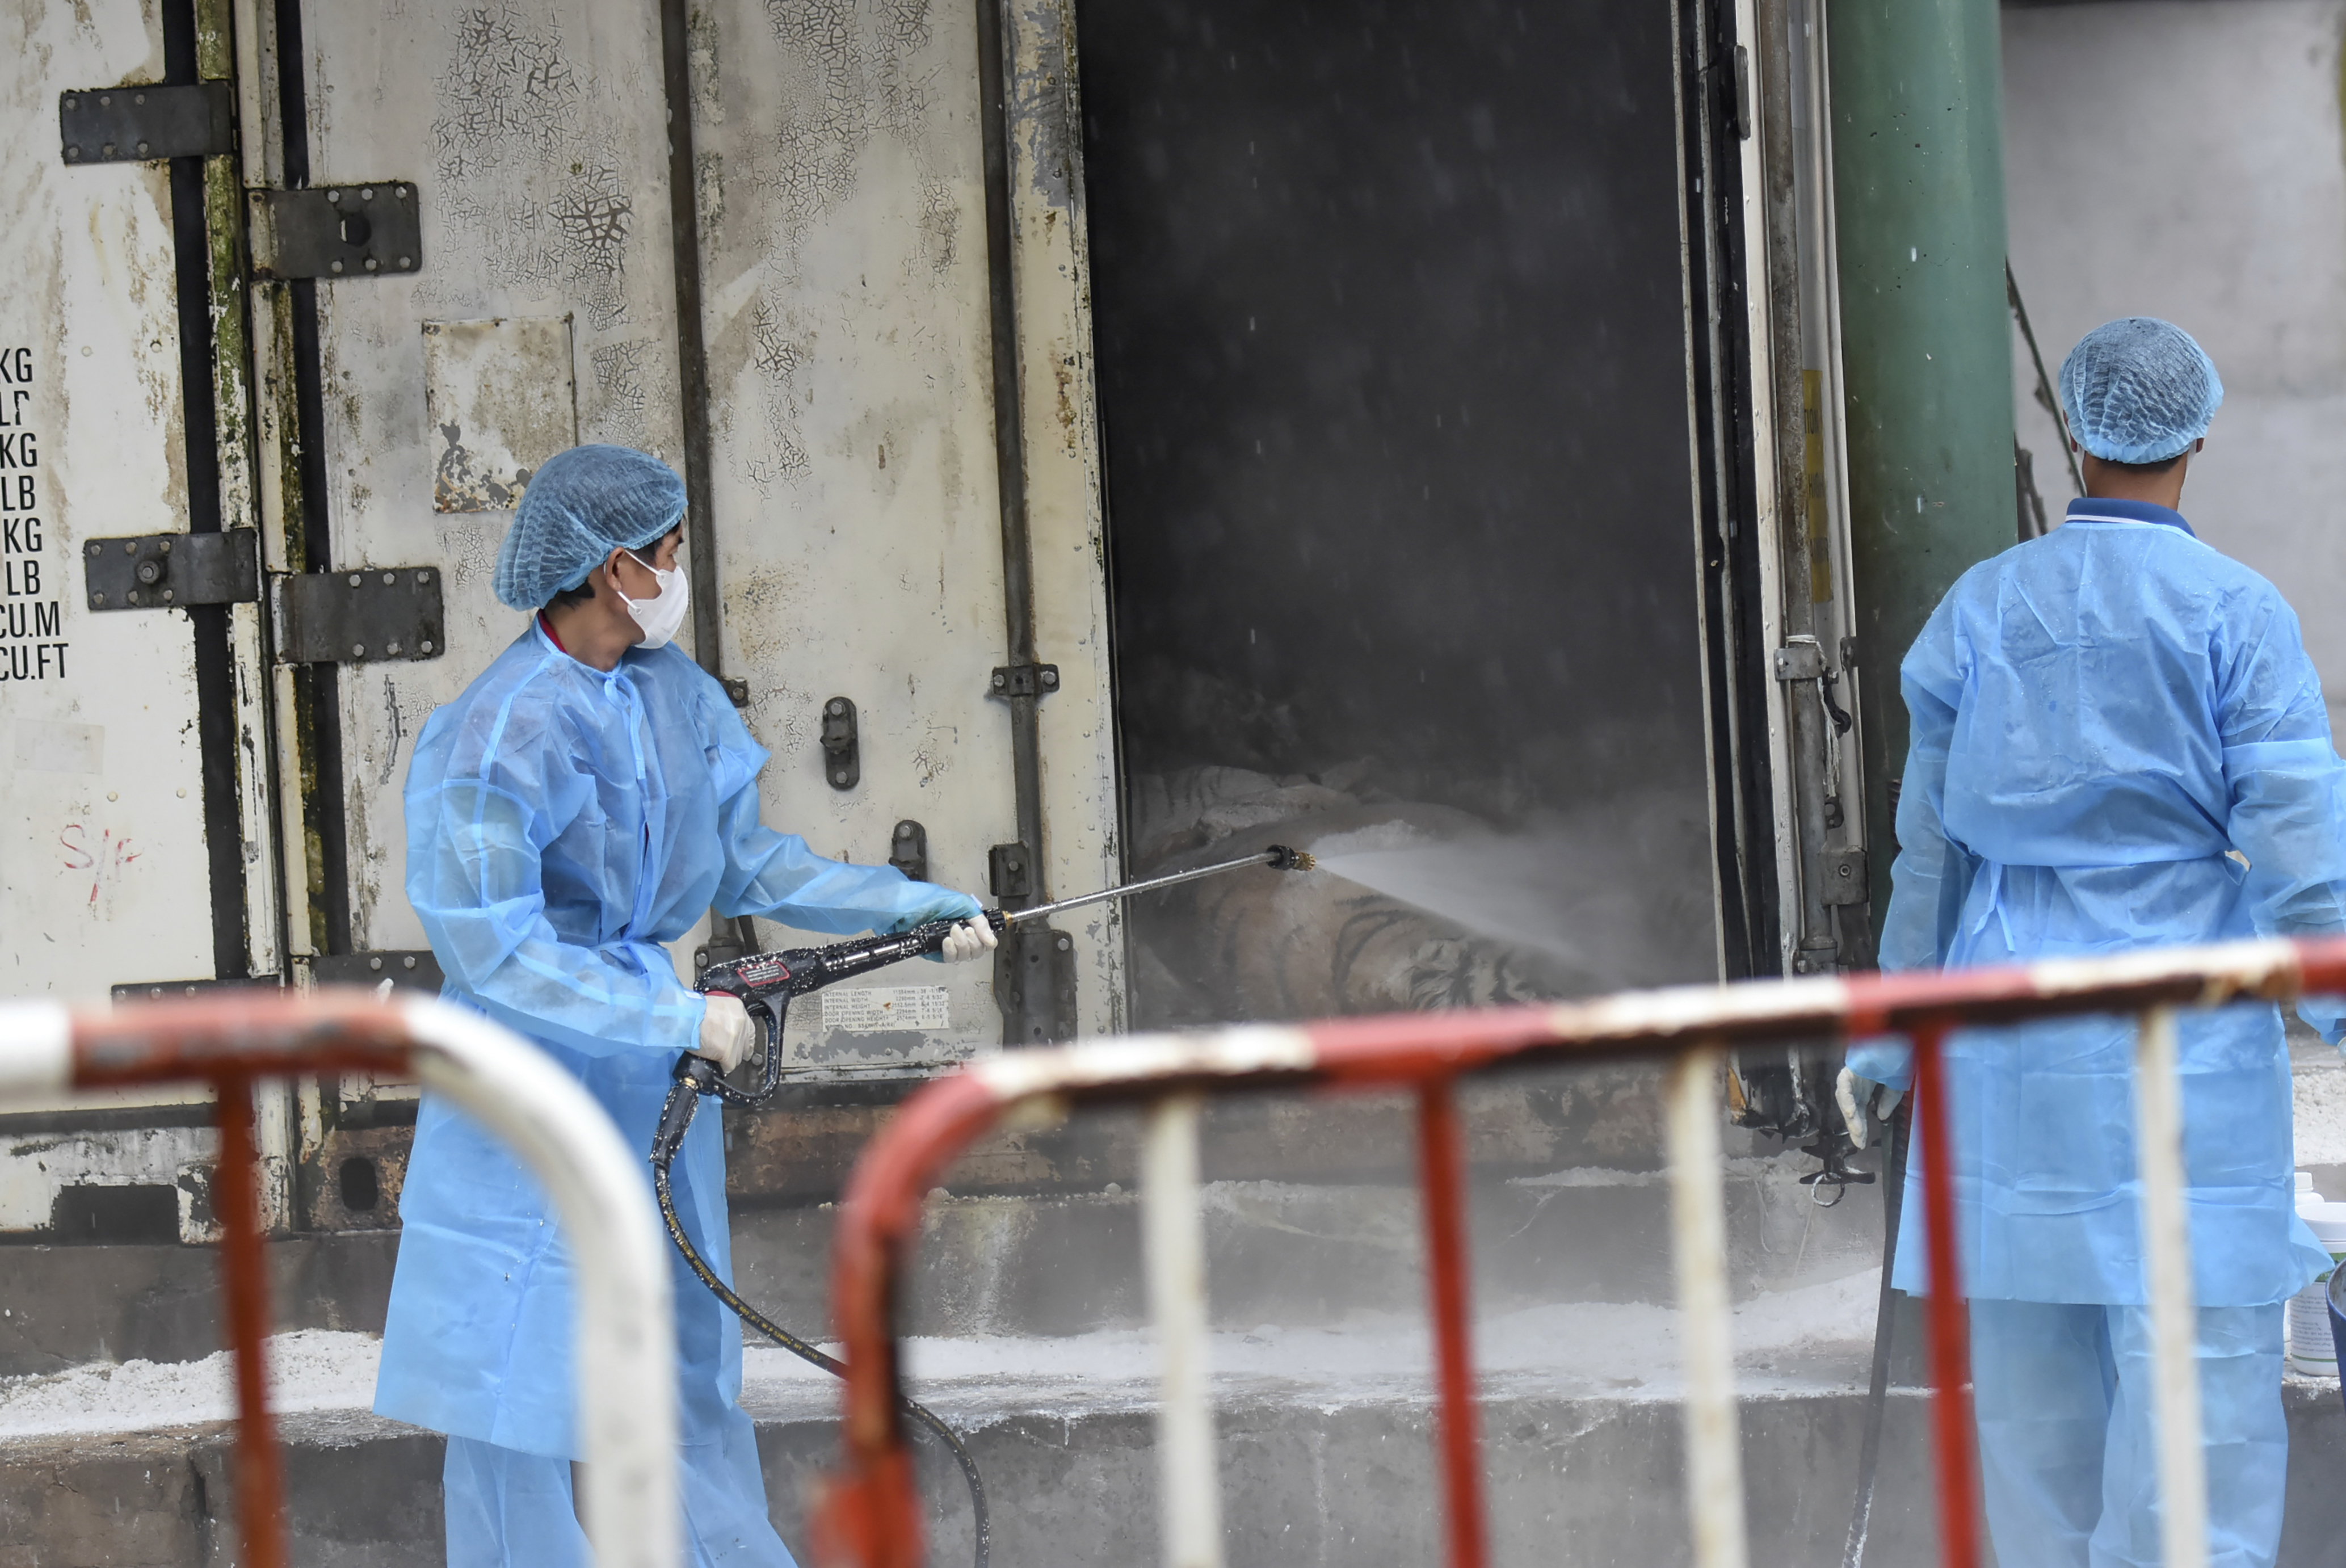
[939,918,999,964]
[1835,1065,1904,1153]
[695,994,756,1075]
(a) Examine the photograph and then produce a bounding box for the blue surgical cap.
[2058,317,2223,466]
[491,444,688,609]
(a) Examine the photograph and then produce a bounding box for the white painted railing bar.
[0,997,679,1568]
[1143,1092,1224,1568]
[2133,1006,2210,1568]
[1667,1046,1751,1568]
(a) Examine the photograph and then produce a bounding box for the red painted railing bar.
[1911,1023,1981,1568]
[213,1073,288,1568]
[814,936,2346,1568]
[1416,1077,1488,1568]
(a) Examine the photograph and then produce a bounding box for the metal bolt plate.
[309,950,445,993]
[59,82,233,164]
[249,183,423,281]
[274,565,444,665]
[994,923,1078,1045]
[84,529,259,610]
[819,696,860,790]
[988,662,1060,699]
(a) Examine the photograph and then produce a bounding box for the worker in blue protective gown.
[1839,319,2346,1568]
[373,444,998,1568]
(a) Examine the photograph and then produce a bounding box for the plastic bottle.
[2288,1179,2346,1378]
[2290,1172,2322,1364]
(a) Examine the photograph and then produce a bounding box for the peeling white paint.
[0,1,216,1006]
[0,1123,212,1232]
[422,316,580,512]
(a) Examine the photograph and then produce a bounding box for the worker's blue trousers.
[1970,1300,2288,1568]
[442,1403,794,1568]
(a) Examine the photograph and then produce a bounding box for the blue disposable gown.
[375,623,976,1457]
[1847,499,2346,1308]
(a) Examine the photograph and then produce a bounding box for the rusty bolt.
[352,644,367,658]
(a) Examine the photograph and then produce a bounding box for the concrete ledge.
[6,1381,2342,1568]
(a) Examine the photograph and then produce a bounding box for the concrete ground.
[5,1356,2345,1567]
[5,1268,2346,1567]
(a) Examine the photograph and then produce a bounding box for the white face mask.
[616,548,689,650]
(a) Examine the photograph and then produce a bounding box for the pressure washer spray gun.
[644,843,1314,1568]
[661,842,1316,1117]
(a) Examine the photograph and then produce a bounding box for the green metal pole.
[1829,0,2015,927]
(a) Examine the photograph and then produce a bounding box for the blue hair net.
[491,444,688,609]
[2058,317,2223,466]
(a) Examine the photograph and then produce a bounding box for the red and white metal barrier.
[0,993,678,1568]
[813,935,2346,1568]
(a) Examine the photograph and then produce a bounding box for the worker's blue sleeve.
[711,783,979,934]
[2214,586,2346,1042]
[1846,602,1974,1092]
[406,758,707,1062]
[702,695,981,935]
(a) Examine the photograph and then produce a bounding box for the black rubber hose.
[651,1096,990,1568]
[1841,1101,1912,1568]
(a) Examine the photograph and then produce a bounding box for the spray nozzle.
[1266,844,1316,872]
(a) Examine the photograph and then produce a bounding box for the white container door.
[0,6,255,1007]
[285,0,1120,1074]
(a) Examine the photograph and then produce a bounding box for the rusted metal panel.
[0,3,219,1007]
[422,316,579,512]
